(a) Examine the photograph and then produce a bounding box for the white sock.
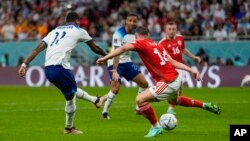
[65,96,76,128]
[136,87,147,111]
[75,88,97,103]
[102,91,116,113]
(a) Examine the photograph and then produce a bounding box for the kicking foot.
[95,95,108,108]
[204,103,222,115]
[64,127,83,134]
[102,112,111,119]
[144,127,163,138]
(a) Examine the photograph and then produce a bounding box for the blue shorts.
[108,62,141,82]
[45,65,77,98]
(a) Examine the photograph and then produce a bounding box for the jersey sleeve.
[79,28,92,42]
[112,32,122,48]
[42,33,50,47]
[131,40,143,51]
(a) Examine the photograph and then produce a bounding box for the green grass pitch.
[0,86,249,141]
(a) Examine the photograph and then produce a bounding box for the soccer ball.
[159,113,177,130]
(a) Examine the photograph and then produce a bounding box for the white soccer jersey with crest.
[107,26,135,66]
[42,24,92,69]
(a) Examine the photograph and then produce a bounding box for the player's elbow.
[168,58,176,65]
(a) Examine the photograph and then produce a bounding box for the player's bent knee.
[140,82,148,88]
[111,86,120,94]
[136,97,145,105]
[65,94,75,100]
[135,79,148,88]
[111,88,119,94]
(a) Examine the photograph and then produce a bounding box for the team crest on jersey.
[168,44,171,48]
[177,40,182,46]
[114,38,118,43]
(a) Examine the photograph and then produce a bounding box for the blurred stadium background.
[0,0,250,87]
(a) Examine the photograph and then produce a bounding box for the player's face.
[166,24,177,39]
[125,16,138,32]
[74,20,79,26]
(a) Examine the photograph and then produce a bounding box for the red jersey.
[158,34,185,63]
[132,39,178,83]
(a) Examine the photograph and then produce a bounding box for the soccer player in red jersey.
[96,26,221,138]
[159,21,201,114]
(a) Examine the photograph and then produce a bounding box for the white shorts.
[149,74,182,103]
[176,69,187,81]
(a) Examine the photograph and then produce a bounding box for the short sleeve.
[42,33,50,47]
[131,40,143,51]
[79,28,92,42]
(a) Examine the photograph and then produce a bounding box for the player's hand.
[18,66,26,77]
[194,56,201,64]
[191,70,201,81]
[112,70,119,81]
[96,57,107,65]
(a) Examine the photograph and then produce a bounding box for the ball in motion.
[159,113,177,130]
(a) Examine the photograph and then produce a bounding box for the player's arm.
[111,55,120,81]
[18,41,47,77]
[96,43,134,65]
[183,48,201,63]
[166,53,201,81]
[86,40,107,56]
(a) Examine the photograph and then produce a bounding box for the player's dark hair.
[66,12,80,22]
[135,26,149,35]
[166,20,177,25]
[126,13,138,19]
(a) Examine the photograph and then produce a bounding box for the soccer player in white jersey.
[18,12,107,134]
[101,14,148,119]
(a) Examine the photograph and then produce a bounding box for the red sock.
[139,104,158,125]
[177,96,204,108]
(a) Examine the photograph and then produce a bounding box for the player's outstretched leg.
[95,94,108,108]
[75,88,107,108]
[203,103,222,115]
[177,96,222,115]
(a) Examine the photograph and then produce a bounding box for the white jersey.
[42,24,92,69]
[107,26,135,66]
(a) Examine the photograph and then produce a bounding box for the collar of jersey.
[64,24,80,28]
